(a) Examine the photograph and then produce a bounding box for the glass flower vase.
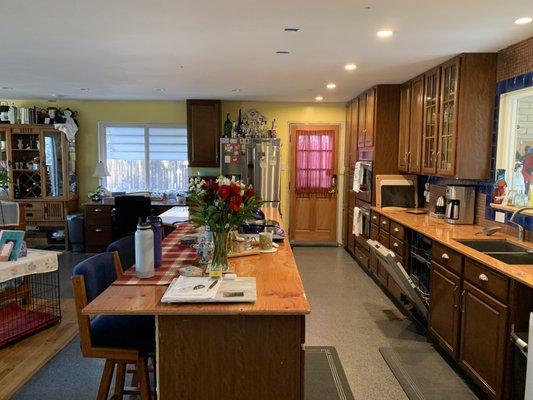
[208,230,229,278]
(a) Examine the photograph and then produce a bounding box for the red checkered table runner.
[113,222,199,286]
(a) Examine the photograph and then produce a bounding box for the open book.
[161,276,257,303]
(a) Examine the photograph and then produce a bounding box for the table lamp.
[90,161,111,200]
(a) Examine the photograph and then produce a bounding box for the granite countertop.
[372,207,533,288]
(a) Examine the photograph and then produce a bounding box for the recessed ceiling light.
[377,30,393,38]
[80,88,90,91]
[155,88,165,92]
[326,83,336,89]
[284,27,300,32]
[231,88,241,92]
[52,94,66,99]
[1,87,13,90]
[344,63,357,71]
[276,51,290,54]
[515,17,532,25]
[315,96,324,101]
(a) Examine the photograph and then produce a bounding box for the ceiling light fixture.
[155,88,165,92]
[231,88,241,92]
[326,83,336,89]
[284,27,300,32]
[315,96,324,101]
[344,63,357,71]
[514,17,532,25]
[377,30,393,38]
[80,88,90,91]
[1,87,13,90]
[276,51,290,54]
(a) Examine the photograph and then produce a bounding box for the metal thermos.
[135,219,154,278]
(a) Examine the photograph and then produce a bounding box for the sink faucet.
[509,206,533,241]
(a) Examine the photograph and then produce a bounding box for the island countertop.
[372,206,533,288]
[82,210,310,316]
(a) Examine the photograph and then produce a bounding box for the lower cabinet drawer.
[389,237,404,257]
[464,259,509,304]
[85,226,113,246]
[86,206,113,226]
[378,231,390,248]
[355,234,370,251]
[25,209,44,221]
[354,247,369,270]
[370,224,379,241]
[370,254,378,275]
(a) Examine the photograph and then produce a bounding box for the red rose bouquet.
[188,176,262,271]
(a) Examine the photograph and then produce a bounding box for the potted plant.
[188,176,262,273]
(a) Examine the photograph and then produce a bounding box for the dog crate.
[0,270,61,347]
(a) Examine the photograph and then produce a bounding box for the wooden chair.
[71,252,154,400]
[106,235,135,273]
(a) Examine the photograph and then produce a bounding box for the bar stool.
[71,252,154,400]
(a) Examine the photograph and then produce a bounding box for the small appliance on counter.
[433,196,446,218]
[445,185,475,225]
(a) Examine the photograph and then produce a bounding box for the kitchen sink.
[457,239,529,253]
[487,253,533,264]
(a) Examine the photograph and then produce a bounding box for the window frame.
[97,121,187,191]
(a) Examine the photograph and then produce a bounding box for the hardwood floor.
[0,298,78,400]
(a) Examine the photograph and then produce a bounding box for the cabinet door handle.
[478,273,488,282]
[453,286,459,308]
[95,228,103,233]
[372,215,378,220]
[459,290,466,313]
[441,253,449,260]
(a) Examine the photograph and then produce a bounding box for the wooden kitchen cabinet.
[408,75,424,173]
[398,83,411,172]
[349,99,359,168]
[421,67,440,174]
[429,262,462,358]
[364,88,375,147]
[186,100,221,167]
[459,281,508,399]
[357,93,366,148]
[409,53,497,179]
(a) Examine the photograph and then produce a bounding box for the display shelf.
[489,203,533,216]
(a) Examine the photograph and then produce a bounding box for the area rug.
[14,342,354,400]
[379,345,481,400]
[305,346,355,400]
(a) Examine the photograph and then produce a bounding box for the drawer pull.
[382,221,387,225]
[95,228,103,233]
[94,208,102,212]
[393,242,399,247]
[441,253,450,260]
[372,216,378,220]
[478,273,489,282]
[393,227,399,232]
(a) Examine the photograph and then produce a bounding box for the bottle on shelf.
[224,113,233,138]
[236,109,243,137]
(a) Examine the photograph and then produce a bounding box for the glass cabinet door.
[42,130,64,197]
[421,68,440,174]
[0,129,9,198]
[437,59,459,176]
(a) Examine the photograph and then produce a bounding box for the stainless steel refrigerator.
[220,138,280,207]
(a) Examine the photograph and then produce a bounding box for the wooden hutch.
[0,124,78,249]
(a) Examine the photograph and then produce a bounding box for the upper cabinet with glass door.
[437,58,459,176]
[402,53,497,180]
[0,126,9,198]
[421,67,440,174]
[42,128,65,198]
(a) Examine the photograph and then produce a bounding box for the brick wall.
[497,36,533,81]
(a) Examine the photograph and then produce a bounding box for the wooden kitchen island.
[82,222,310,400]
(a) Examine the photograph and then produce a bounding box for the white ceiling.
[0,0,532,102]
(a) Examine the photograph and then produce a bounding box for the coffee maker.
[445,185,475,225]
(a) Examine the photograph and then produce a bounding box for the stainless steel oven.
[356,200,371,239]
[356,161,373,203]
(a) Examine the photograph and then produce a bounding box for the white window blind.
[100,123,189,192]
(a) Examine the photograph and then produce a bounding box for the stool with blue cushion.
[71,252,154,400]
[106,234,135,274]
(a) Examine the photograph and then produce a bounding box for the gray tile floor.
[294,246,430,400]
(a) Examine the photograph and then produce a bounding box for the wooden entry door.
[289,124,338,243]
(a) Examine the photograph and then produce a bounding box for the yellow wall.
[4,99,345,233]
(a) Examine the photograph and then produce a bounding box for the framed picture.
[0,230,26,261]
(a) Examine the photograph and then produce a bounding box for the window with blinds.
[99,123,189,192]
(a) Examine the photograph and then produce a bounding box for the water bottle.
[135,219,154,278]
[147,216,163,268]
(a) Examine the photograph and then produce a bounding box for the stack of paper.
[161,276,221,303]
